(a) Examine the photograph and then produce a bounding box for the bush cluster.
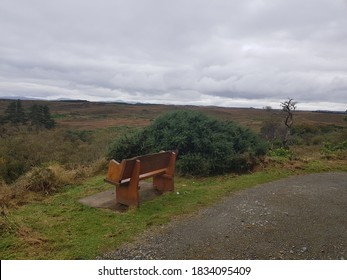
[291,124,346,146]
[108,110,268,176]
[0,126,117,184]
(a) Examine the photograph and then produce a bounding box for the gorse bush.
[108,110,268,176]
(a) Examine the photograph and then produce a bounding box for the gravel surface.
[99,172,347,260]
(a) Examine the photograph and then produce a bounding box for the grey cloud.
[0,0,346,110]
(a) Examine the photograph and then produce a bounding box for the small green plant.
[269,147,293,159]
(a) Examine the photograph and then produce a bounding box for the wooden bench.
[104,151,177,207]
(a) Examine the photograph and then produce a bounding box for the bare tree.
[281,98,297,147]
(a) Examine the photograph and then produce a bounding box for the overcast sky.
[1,0,347,110]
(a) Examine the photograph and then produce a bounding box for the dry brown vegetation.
[0,99,346,210]
[1,99,345,130]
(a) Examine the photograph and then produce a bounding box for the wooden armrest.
[106,159,125,183]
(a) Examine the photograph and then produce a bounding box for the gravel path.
[100,172,347,260]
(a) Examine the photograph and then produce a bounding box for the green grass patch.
[0,162,345,260]
[304,159,347,173]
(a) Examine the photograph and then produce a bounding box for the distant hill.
[0,96,41,101]
[313,110,346,115]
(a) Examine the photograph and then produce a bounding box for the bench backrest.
[106,151,177,185]
[121,151,173,180]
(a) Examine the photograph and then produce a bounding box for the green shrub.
[108,110,268,176]
[177,153,211,176]
[107,129,150,161]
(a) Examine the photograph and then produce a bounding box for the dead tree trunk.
[281,98,296,147]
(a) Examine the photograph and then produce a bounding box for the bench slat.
[137,153,171,175]
[105,168,168,186]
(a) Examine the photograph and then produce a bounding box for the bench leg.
[153,174,174,192]
[116,160,140,207]
[115,184,139,207]
[153,152,176,193]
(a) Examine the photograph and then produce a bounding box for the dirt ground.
[99,172,347,260]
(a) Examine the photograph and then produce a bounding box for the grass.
[1,158,346,260]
